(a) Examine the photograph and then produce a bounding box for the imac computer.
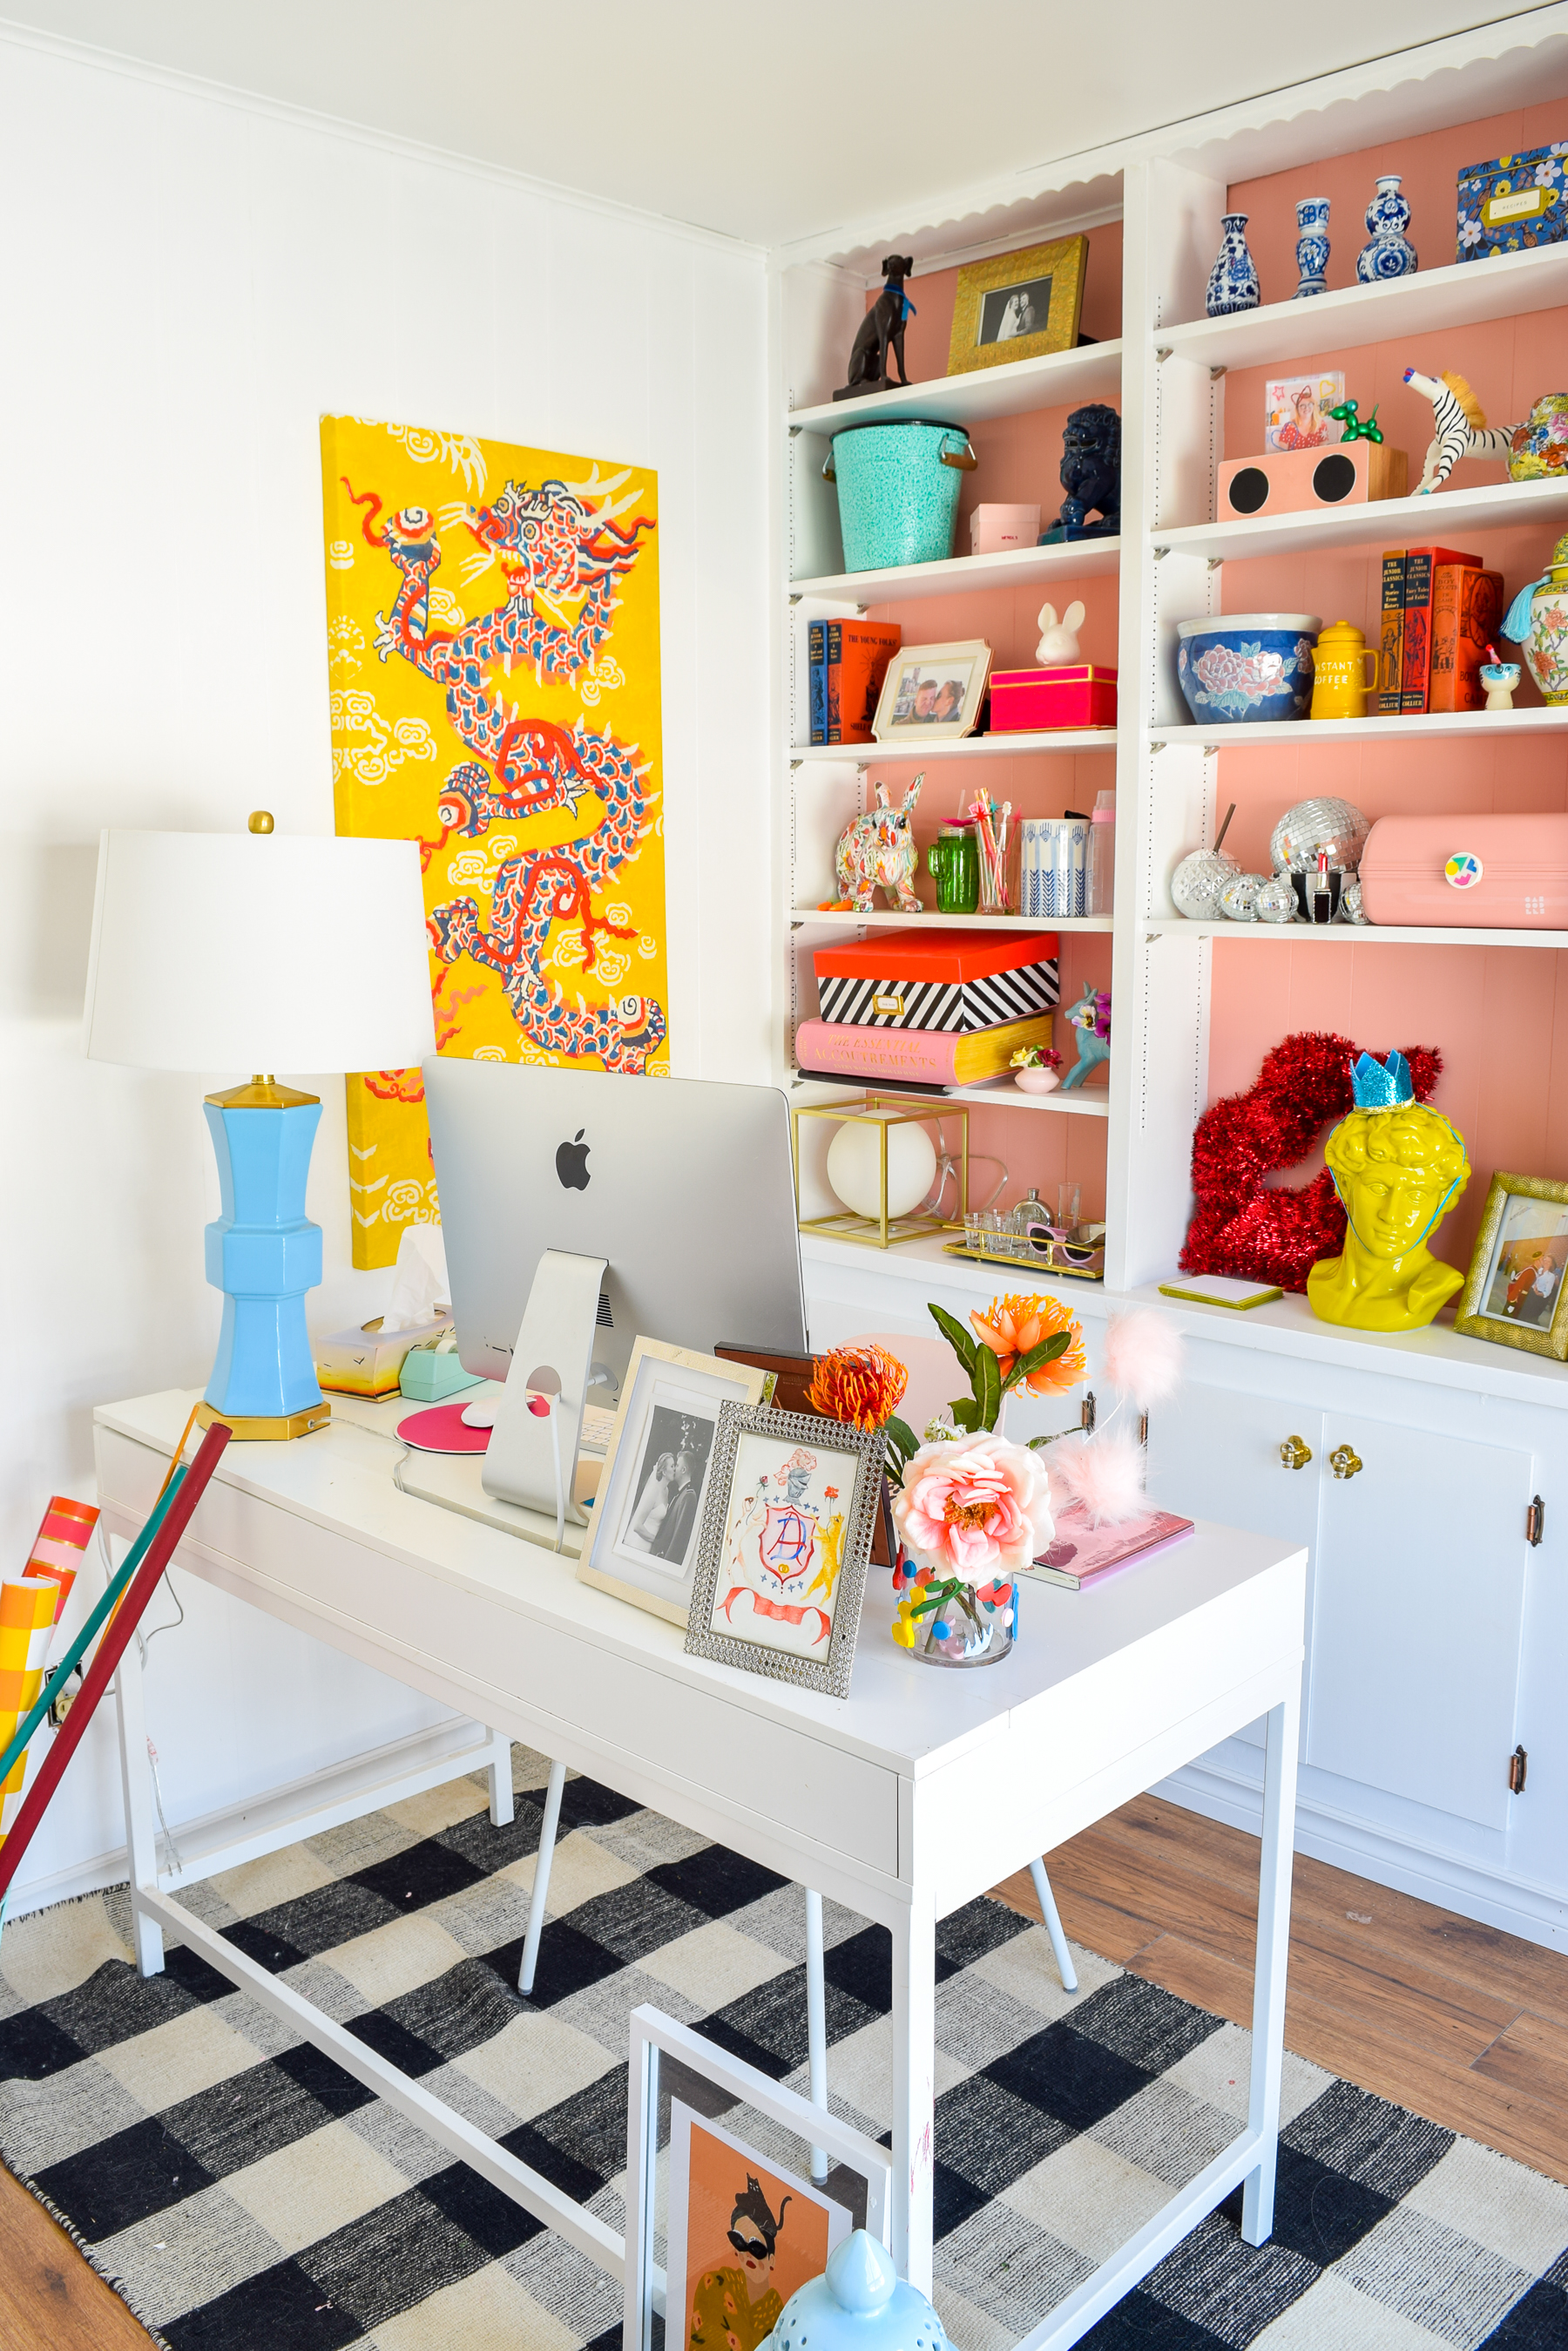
[423,1059,808,1531]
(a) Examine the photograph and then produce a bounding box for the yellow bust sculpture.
[1307,1051,1470,1332]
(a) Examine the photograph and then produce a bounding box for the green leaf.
[929,1302,977,1376]
[1003,1329,1073,1392]
[976,1343,1002,1431]
[884,1415,919,1471]
[949,1395,981,1432]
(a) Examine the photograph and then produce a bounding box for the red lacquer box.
[989,665,1118,732]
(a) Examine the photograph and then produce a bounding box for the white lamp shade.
[83,830,437,1074]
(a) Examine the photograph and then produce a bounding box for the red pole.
[0,1420,231,1903]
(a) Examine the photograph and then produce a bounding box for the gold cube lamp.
[791,1095,968,1250]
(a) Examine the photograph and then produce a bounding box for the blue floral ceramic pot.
[1294,197,1330,297]
[1206,213,1260,315]
[1177,615,1322,723]
[1356,174,1417,281]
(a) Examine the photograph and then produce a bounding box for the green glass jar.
[926,822,980,913]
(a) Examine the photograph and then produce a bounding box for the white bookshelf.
[1155,471,1568,566]
[792,731,1118,762]
[792,909,1114,932]
[789,338,1123,432]
[791,534,1121,603]
[1151,708,1568,747]
[1151,919,1568,949]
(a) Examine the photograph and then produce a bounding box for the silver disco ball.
[1220,871,1267,922]
[1340,877,1371,925]
[1254,873,1299,924]
[1172,847,1240,919]
[1269,796,1370,876]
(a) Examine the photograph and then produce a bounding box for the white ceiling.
[0,0,1540,249]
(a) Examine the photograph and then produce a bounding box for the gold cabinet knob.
[1279,1435,1312,1470]
[1329,1444,1363,1480]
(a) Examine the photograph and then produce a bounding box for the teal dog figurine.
[1061,982,1111,1089]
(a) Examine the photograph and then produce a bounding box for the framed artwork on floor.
[1454,1172,1568,1358]
[576,1339,773,1625]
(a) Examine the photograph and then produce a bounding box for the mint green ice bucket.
[823,418,977,573]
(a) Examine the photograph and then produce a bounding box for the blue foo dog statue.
[1043,402,1121,543]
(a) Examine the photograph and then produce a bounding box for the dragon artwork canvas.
[320,417,666,1267]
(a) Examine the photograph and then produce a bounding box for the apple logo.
[556,1129,591,1190]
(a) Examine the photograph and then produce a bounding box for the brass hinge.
[1509,1745,1528,1795]
[1527,1494,1545,1547]
[1081,1389,1097,1434]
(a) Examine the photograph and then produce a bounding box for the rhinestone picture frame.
[683,1405,883,1699]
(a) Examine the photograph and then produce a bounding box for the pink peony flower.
[892,1430,1052,1579]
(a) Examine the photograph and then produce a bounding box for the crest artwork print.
[321,417,666,1267]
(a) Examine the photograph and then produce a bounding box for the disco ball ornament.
[1340,877,1371,925]
[1254,873,1299,924]
[1220,871,1267,922]
[1172,847,1240,919]
[827,1115,937,1221]
[1269,796,1370,875]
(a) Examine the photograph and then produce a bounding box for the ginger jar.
[1511,533,1568,705]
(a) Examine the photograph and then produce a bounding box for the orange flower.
[970,1291,1087,1395]
[807,1341,909,1430]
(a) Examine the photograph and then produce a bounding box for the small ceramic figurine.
[1046,403,1120,540]
[1503,536,1568,704]
[1402,367,1519,491]
[1061,982,1111,1088]
[1481,659,1520,709]
[833,254,916,402]
[831,774,925,911]
[1357,173,1418,280]
[758,2229,951,2351]
[1206,213,1260,315]
[1035,600,1085,663]
[1294,197,1330,298]
[1307,1051,1470,1331]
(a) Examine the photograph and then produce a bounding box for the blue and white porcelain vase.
[1356,173,1418,281]
[1206,213,1260,316]
[1294,197,1330,297]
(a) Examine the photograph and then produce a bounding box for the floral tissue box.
[1457,142,1568,261]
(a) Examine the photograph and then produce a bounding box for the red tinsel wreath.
[1179,1031,1443,1293]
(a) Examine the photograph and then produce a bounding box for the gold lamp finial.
[248,810,275,834]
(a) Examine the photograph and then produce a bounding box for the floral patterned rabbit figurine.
[833,774,926,911]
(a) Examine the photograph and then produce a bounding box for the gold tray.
[943,1240,1105,1282]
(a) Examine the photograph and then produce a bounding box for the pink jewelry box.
[1358,813,1568,927]
[990,665,1119,733]
[969,503,1041,556]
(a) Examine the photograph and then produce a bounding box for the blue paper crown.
[1349,1049,1414,1110]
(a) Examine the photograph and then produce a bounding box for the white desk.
[94,1389,1305,2349]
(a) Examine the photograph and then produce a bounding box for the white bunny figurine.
[1035,600,1085,665]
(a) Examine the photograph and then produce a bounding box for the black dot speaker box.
[1218,441,1408,518]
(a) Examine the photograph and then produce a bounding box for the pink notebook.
[1021,1503,1193,1590]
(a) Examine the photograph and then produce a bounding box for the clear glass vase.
[892,1553,1017,1667]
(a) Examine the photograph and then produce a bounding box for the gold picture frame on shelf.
[946,235,1089,376]
[1454,1172,1568,1360]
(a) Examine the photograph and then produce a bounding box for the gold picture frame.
[947,236,1089,376]
[1454,1172,1568,1359]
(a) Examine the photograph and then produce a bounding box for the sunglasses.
[728,2232,771,2260]
[1025,1220,1099,1265]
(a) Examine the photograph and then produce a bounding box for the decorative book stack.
[802,927,1059,1091]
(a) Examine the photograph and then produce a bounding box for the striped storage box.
[813,925,1059,1032]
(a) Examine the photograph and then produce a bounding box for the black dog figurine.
[833,255,916,401]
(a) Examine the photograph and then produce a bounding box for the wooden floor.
[4,1792,1568,2344]
[997,1792,1568,2186]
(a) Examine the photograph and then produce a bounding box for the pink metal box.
[1358,814,1568,928]
[989,664,1118,733]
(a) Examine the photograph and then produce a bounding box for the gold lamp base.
[195,1399,332,1442]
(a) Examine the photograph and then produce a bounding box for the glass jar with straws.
[969,789,1014,914]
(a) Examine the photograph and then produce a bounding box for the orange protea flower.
[970,1292,1087,1395]
[807,1341,909,1430]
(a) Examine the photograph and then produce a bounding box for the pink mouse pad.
[397,1403,491,1454]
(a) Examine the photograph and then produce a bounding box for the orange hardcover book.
[1399,545,1482,714]
[827,620,901,744]
[1428,566,1504,714]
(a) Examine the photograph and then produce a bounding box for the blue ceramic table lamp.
[83,817,435,1439]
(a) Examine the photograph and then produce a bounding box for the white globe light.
[826,1118,937,1221]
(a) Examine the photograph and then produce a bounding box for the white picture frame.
[624,2005,891,2351]
[871,638,991,742]
[576,1338,772,1626]
[665,2103,851,2351]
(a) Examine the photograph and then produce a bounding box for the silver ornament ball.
[1172,847,1240,919]
[1254,873,1299,925]
[1220,871,1267,922]
[1269,796,1370,876]
[1340,877,1371,925]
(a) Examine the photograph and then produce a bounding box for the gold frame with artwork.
[1454,1172,1568,1359]
[946,235,1089,376]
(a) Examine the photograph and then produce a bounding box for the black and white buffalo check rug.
[2,1746,1566,2349]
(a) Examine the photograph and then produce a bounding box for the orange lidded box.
[989,666,1117,732]
[813,926,1059,1031]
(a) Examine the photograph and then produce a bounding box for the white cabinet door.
[1309,1413,1533,1831]
[1143,1383,1325,1750]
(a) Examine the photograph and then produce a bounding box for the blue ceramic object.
[1294,197,1330,296]
[823,420,976,573]
[202,1096,327,1425]
[760,2231,950,2351]
[1176,614,1321,724]
[1357,173,1418,281]
[1206,213,1260,316]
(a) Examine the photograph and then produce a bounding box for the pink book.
[1020,1503,1193,1590]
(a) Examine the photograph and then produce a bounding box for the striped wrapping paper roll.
[24,1494,99,1626]
[0,1577,63,1839]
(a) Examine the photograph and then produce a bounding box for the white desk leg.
[1242,1691,1300,2246]
[805,1887,828,2185]
[892,1889,937,2293]
[485,1727,514,1828]
[1028,1859,1078,1994]
[112,1632,164,1980]
[518,1758,565,1996]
